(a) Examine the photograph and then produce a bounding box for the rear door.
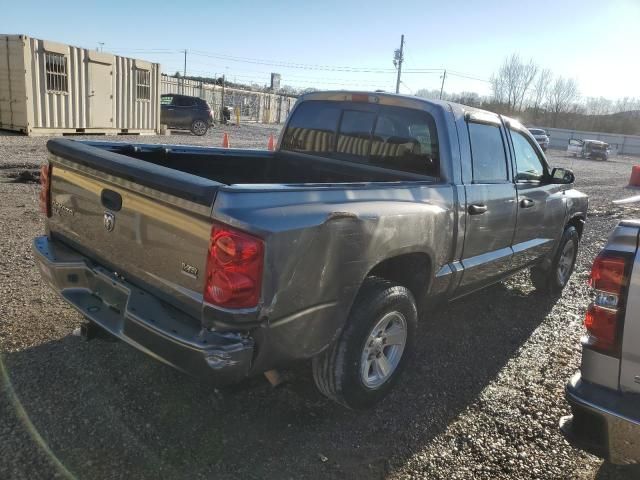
[568,139,583,156]
[455,114,517,296]
[160,95,176,126]
[174,96,197,128]
[507,125,566,269]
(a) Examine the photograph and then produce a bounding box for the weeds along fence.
[160,74,297,124]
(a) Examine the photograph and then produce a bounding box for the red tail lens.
[589,254,627,294]
[584,252,630,356]
[39,163,52,217]
[584,305,618,352]
[204,223,264,308]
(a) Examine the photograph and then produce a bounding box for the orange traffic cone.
[222,132,230,148]
[630,166,640,187]
[267,134,275,151]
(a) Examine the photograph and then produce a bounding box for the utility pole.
[182,49,187,94]
[98,42,104,52]
[439,69,447,100]
[394,34,404,94]
[221,74,226,123]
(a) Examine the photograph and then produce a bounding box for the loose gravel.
[2,125,640,479]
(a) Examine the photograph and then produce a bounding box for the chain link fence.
[160,74,297,124]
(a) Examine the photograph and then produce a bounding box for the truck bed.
[47,139,431,199]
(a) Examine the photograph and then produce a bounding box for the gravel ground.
[2,125,640,479]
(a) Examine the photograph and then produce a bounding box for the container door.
[88,60,113,128]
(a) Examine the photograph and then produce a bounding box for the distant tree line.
[416,54,640,135]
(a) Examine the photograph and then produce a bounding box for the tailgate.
[46,139,221,320]
[620,221,640,393]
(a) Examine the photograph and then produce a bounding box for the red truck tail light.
[584,253,631,356]
[39,163,52,217]
[204,222,264,309]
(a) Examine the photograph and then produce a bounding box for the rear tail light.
[204,222,264,309]
[39,163,52,217]
[584,253,631,356]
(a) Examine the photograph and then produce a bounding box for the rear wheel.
[191,119,208,136]
[531,225,579,293]
[312,277,417,409]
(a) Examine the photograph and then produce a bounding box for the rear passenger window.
[467,122,508,183]
[281,101,341,154]
[174,96,196,107]
[336,110,376,159]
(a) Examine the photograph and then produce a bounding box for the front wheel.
[531,226,579,293]
[190,119,208,136]
[312,277,417,409]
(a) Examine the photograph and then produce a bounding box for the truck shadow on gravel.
[4,278,561,479]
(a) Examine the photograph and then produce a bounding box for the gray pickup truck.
[561,220,640,464]
[34,91,588,408]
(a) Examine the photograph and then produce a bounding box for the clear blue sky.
[2,0,638,99]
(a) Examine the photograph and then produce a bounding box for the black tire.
[531,226,579,294]
[190,119,208,136]
[312,277,417,409]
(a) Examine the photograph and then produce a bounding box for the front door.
[508,127,566,269]
[456,118,517,297]
[88,60,113,128]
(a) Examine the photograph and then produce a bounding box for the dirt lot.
[1,125,640,479]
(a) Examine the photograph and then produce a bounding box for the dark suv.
[160,94,213,136]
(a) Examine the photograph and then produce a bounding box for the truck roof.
[298,90,511,125]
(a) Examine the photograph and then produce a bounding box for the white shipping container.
[0,34,160,135]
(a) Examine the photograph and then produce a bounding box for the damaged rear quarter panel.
[212,183,455,368]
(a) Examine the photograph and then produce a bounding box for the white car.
[567,139,610,160]
[528,128,550,151]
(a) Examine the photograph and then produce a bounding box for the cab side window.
[467,122,509,183]
[510,130,546,182]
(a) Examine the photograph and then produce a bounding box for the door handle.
[520,198,535,208]
[468,204,488,215]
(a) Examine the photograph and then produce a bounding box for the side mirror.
[551,167,575,184]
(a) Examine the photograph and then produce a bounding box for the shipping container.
[0,34,160,135]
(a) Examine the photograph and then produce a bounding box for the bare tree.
[530,68,552,116]
[585,97,613,116]
[490,54,538,111]
[614,97,640,113]
[489,73,506,105]
[415,88,447,100]
[546,77,579,126]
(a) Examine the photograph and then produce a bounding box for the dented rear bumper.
[32,235,254,384]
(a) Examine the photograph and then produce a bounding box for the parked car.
[560,220,640,464]
[567,138,610,160]
[160,94,213,136]
[34,91,588,408]
[528,128,550,151]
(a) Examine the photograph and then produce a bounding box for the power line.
[110,46,491,88]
